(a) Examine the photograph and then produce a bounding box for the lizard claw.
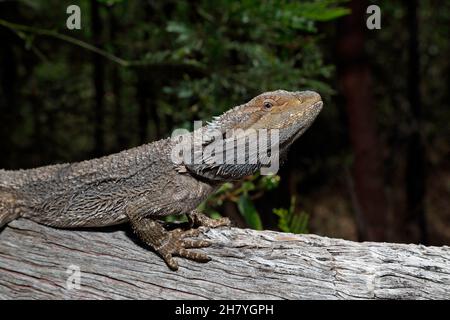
[157,228,211,271]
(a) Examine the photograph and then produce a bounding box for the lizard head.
[183,90,323,181]
[236,89,323,144]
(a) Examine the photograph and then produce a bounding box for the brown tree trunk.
[136,72,149,144]
[0,30,17,168]
[135,2,161,144]
[91,0,105,157]
[108,6,126,151]
[0,2,20,169]
[337,0,388,241]
[404,0,427,244]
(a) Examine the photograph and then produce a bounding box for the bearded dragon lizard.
[0,90,323,270]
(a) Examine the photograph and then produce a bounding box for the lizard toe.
[156,228,211,270]
[180,239,211,249]
[212,217,231,228]
[181,228,201,237]
[161,252,179,271]
[174,248,211,263]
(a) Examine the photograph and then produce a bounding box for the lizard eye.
[263,101,273,109]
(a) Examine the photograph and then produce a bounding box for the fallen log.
[0,219,449,299]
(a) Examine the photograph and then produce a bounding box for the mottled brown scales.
[0,90,323,270]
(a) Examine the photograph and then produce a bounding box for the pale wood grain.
[0,219,449,299]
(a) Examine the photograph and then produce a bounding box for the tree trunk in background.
[108,7,126,151]
[404,0,427,244]
[136,72,149,145]
[135,2,151,145]
[0,30,17,168]
[336,0,388,241]
[135,2,162,144]
[91,0,105,157]
[0,2,20,169]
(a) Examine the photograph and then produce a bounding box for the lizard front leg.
[126,200,212,271]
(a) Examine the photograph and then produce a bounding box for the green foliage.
[201,175,309,233]
[174,174,281,229]
[273,197,309,234]
[295,0,350,22]
[1,0,346,231]
[1,0,347,164]
[237,194,263,230]
[201,174,279,229]
[2,0,449,240]
[96,0,124,5]
[156,0,345,120]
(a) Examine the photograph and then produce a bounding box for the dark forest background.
[0,0,448,245]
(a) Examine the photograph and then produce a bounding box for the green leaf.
[260,175,280,190]
[208,211,223,220]
[241,181,256,192]
[302,8,350,22]
[273,196,309,234]
[96,0,124,5]
[237,194,263,230]
[216,182,234,194]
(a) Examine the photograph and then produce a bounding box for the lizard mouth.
[278,100,323,150]
[294,100,322,134]
[312,100,324,109]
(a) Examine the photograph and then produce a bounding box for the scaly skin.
[0,90,323,270]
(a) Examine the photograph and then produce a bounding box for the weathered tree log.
[0,219,449,299]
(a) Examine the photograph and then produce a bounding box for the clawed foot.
[156,228,211,271]
[157,211,230,270]
[128,206,231,271]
